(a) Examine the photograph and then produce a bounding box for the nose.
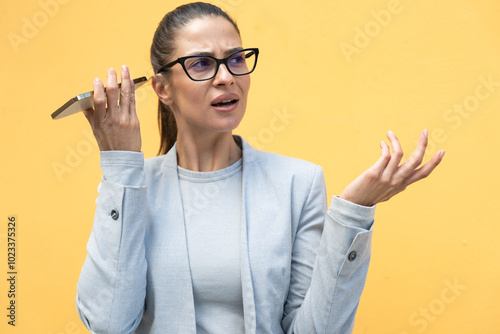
[212,63,234,86]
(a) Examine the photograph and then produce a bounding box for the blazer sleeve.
[282,165,375,334]
[76,151,148,334]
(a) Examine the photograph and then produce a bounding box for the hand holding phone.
[79,66,143,152]
[51,75,147,120]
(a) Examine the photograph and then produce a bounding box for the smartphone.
[51,76,148,120]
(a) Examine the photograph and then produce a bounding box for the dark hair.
[150,2,240,155]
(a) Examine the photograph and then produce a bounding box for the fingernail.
[122,65,128,72]
[423,129,428,138]
[94,77,99,84]
[387,130,394,136]
[440,150,446,159]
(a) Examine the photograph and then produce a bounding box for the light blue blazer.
[76,136,375,334]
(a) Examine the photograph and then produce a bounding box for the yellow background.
[1,0,499,333]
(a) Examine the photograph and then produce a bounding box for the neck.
[176,131,242,172]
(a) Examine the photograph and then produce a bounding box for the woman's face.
[162,15,250,137]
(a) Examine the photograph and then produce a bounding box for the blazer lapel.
[238,136,257,333]
[157,144,197,332]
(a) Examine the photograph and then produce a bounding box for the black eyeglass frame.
[156,48,259,81]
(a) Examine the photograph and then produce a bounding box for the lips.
[211,93,239,107]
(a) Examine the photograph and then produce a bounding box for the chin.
[213,121,243,133]
[213,113,245,132]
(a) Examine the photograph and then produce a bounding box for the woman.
[76,2,444,333]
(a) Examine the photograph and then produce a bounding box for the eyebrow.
[185,47,243,57]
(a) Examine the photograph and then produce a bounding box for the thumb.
[83,108,95,129]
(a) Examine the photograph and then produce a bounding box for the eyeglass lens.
[184,49,257,80]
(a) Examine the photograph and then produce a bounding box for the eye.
[228,53,246,65]
[187,57,213,70]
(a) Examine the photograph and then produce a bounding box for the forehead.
[174,15,242,57]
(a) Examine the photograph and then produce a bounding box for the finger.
[119,65,131,120]
[403,150,445,186]
[382,130,404,177]
[128,76,138,120]
[83,107,95,129]
[397,129,428,177]
[92,78,107,124]
[105,68,119,120]
[370,140,391,176]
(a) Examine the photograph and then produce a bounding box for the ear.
[152,74,173,106]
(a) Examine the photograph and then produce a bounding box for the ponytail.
[157,101,177,155]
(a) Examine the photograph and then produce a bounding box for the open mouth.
[211,99,238,107]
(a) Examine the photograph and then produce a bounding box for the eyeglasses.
[156,48,259,81]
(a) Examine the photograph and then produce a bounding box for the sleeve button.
[110,209,119,220]
[348,251,357,261]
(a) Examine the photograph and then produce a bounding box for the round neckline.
[177,158,242,183]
